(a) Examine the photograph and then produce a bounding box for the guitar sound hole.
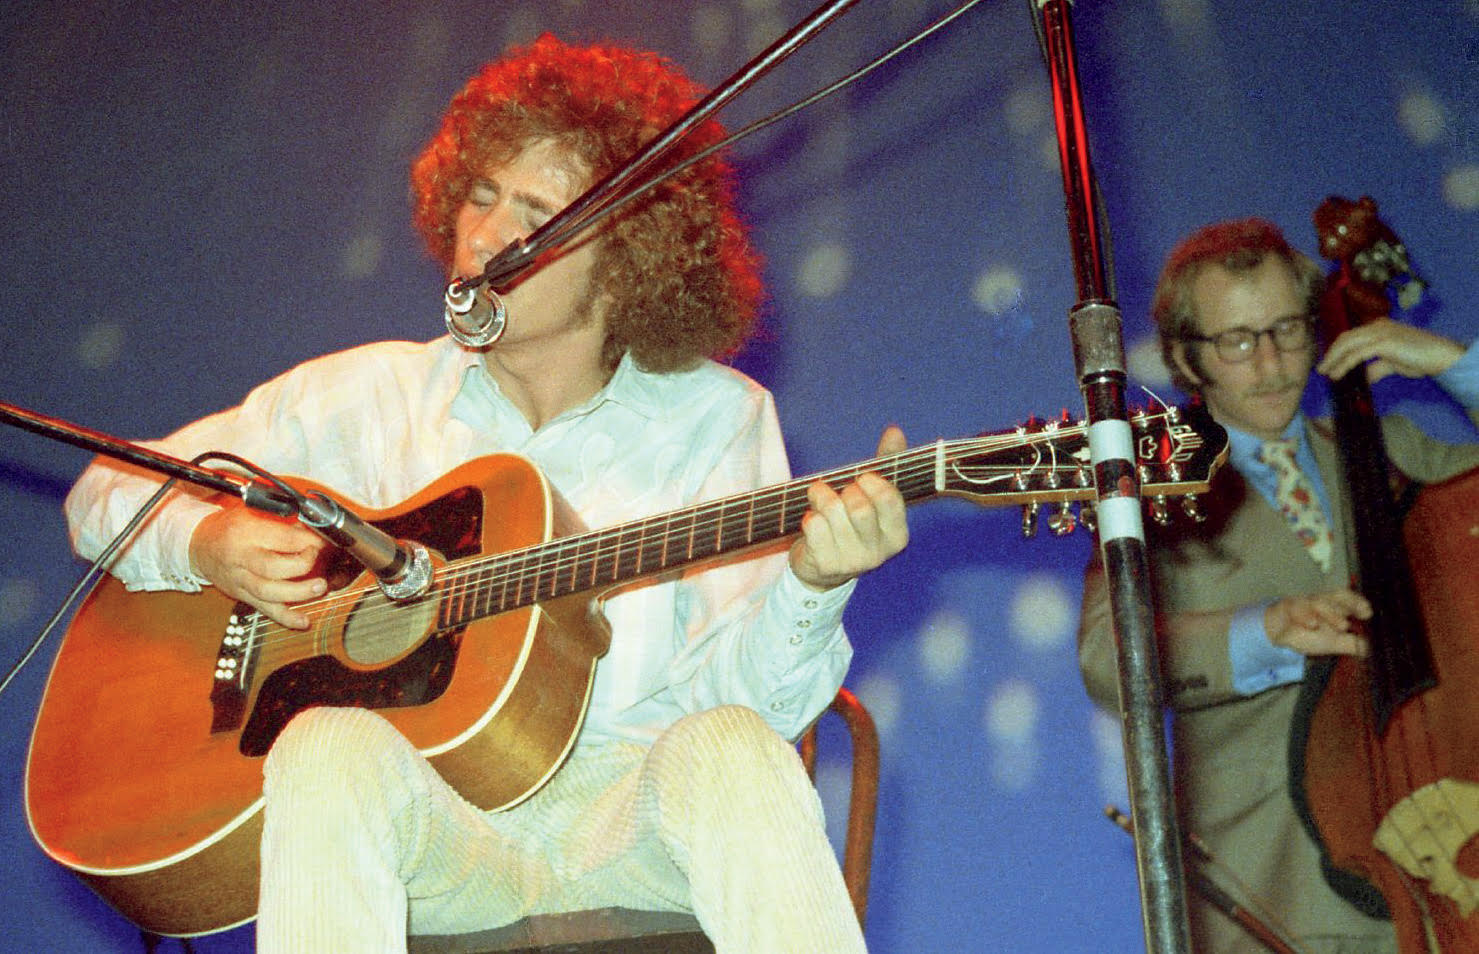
[342,589,439,665]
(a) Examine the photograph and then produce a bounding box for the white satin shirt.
[64,336,855,747]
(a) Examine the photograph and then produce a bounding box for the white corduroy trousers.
[256,704,867,954]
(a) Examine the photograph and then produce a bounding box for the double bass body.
[1294,196,1479,953]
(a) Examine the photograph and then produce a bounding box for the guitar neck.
[436,446,943,628]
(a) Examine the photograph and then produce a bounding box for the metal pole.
[1036,3,1192,952]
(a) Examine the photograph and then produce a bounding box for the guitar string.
[230,417,1177,664]
[228,429,1090,661]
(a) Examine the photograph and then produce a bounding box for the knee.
[656,705,807,789]
[264,706,413,794]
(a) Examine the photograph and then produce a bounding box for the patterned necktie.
[1259,437,1333,571]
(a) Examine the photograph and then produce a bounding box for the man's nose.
[467,206,525,254]
[1249,329,1285,372]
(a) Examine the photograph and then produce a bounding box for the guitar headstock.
[934,403,1228,536]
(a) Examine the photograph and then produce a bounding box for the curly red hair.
[411,34,762,372]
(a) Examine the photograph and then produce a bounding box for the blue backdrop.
[2,1,1476,951]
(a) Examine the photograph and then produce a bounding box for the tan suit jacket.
[1079,414,1479,954]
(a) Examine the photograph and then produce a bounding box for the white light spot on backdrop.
[1397,89,1446,147]
[692,4,734,62]
[1126,335,1173,390]
[77,320,125,370]
[1038,132,1061,172]
[984,678,1041,793]
[1007,572,1073,652]
[1443,164,1479,211]
[341,232,384,280]
[1004,86,1049,136]
[796,242,852,299]
[814,760,853,854]
[1157,0,1214,42]
[814,120,852,169]
[856,671,902,738]
[0,577,40,626]
[740,0,785,56]
[971,265,1023,316]
[1089,707,1130,808]
[916,607,971,685]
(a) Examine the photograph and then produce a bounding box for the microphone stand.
[0,399,430,598]
[0,400,297,517]
[1035,2,1192,952]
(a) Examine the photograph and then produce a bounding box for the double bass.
[1291,195,1479,952]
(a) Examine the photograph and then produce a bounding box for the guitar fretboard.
[433,446,948,630]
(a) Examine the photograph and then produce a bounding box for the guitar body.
[24,454,611,936]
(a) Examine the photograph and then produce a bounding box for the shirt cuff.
[1435,338,1479,409]
[122,495,218,593]
[770,566,855,654]
[1228,604,1305,695]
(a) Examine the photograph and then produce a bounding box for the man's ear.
[1170,340,1202,387]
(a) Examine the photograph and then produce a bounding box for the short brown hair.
[1151,217,1325,392]
[411,35,762,372]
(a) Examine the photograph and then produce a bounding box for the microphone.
[444,280,508,348]
[296,491,433,601]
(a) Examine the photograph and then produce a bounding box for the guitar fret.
[454,571,472,625]
[569,535,589,598]
[658,511,674,571]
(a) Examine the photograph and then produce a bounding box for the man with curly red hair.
[65,34,904,954]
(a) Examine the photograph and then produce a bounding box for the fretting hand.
[789,426,910,592]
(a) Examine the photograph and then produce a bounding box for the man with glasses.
[1077,217,1479,954]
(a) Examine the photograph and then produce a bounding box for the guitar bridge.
[208,604,262,733]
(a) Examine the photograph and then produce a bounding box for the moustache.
[1245,380,1302,398]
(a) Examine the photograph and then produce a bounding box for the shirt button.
[789,633,804,646]
[769,700,786,712]
[803,598,819,610]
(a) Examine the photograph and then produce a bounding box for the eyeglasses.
[1183,314,1316,363]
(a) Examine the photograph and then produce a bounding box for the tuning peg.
[1021,501,1040,538]
[1048,502,1077,536]
[1181,494,1205,523]
[1149,495,1170,526]
[1079,502,1097,533]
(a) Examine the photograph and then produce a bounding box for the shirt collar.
[448,341,663,425]
[1226,412,1308,471]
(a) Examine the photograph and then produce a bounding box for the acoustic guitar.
[26,406,1225,936]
